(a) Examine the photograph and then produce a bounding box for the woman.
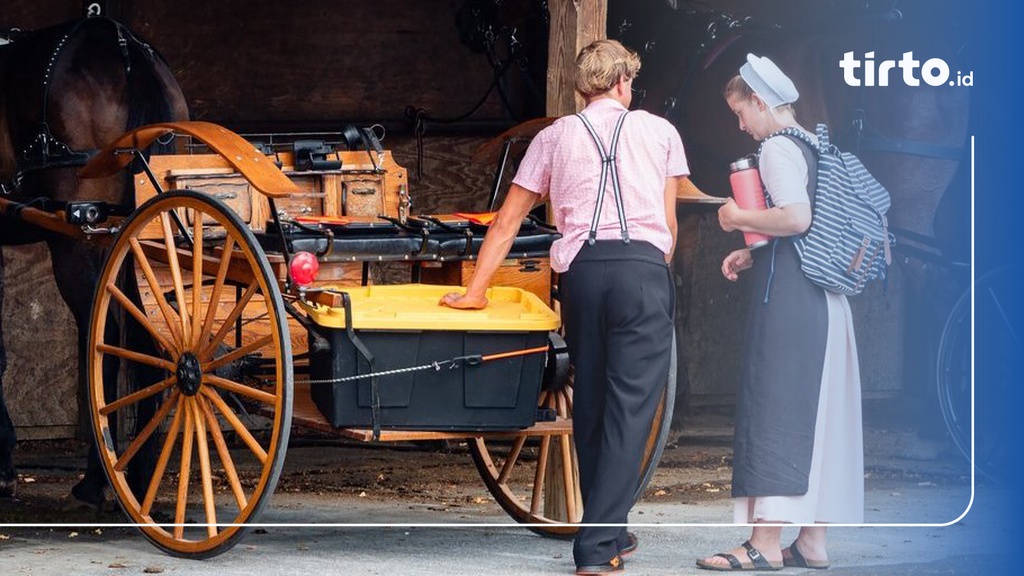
[696,54,863,572]
[442,39,688,575]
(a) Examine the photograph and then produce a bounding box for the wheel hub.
[175,352,203,396]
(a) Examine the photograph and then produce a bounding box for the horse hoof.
[70,479,107,510]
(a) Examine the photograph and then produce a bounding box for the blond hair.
[723,74,755,101]
[723,74,796,116]
[574,39,641,98]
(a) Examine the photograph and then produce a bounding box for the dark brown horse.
[612,0,972,430]
[0,16,188,500]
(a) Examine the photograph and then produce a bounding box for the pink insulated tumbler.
[728,156,772,249]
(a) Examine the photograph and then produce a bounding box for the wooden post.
[546,0,608,116]
[543,0,605,524]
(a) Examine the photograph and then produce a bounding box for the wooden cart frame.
[5,121,675,558]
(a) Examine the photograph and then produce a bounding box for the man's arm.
[439,184,539,309]
[663,176,679,263]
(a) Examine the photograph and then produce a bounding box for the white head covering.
[739,53,798,108]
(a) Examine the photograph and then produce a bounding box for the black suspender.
[576,111,631,245]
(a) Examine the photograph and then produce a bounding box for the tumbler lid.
[729,155,758,172]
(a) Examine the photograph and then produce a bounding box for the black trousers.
[560,240,675,567]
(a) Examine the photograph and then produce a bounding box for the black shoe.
[576,555,625,575]
[619,532,639,558]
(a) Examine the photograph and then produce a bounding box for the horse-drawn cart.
[2,121,675,558]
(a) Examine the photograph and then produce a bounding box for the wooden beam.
[546,0,608,116]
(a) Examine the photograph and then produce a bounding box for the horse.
[0,16,188,500]
[611,0,972,432]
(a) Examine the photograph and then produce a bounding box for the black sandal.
[783,541,830,570]
[696,541,783,571]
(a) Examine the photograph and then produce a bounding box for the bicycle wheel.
[936,265,1019,485]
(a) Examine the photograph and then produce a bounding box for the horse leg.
[48,239,160,506]
[45,239,108,505]
[0,250,18,498]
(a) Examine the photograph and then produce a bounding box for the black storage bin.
[302,285,560,430]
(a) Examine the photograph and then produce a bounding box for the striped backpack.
[760,124,893,296]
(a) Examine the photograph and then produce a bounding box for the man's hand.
[439,291,488,309]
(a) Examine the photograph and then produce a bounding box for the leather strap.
[342,124,386,171]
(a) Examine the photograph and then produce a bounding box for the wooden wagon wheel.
[88,190,292,558]
[470,332,676,537]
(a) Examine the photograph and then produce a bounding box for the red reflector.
[289,252,319,286]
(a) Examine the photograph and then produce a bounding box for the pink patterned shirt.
[512,99,689,272]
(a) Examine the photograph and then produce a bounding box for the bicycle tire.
[936,265,1019,485]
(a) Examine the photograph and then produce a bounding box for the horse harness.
[2,16,155,195]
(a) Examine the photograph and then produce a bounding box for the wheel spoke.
[99,375,175,417]
[97,343,176,372]
[203,374,277,405]
[130,237,185,345]
[161,212,192,348]
[201,387,268,463]
[114,391,179,473]
[497,436,528,485]
[201,282,259,362]
[142,394,185,516]
[106,283,179,357]
[190,400,219,537]
[198,395,248,511]
[530,436,551,516]
[555,389,568,418]
[559,434,577,522]
[536,389,550,408]
[191,218,206,349]
[198,235,235,352]
[204,334,273,373]
[986,286,1021,348]
[174,397,197,540]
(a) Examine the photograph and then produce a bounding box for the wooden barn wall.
[123,1,540,130]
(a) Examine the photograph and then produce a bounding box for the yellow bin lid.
[301,284,561,331]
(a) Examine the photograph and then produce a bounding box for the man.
[441,38,688,575]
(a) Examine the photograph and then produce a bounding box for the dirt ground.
[0,406,972,531]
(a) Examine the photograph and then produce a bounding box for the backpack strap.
[758,126,819,208]
[755,126,819,304]
[576,111,631,245]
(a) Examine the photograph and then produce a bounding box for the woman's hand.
[721,248,753,282]
[718,198,742,232]
[439,291,488,309]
